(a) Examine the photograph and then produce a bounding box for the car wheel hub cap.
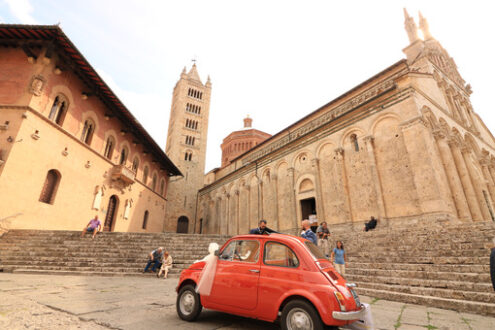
[288,308,313,330]
[180,292,194,315]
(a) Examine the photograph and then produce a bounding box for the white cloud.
[95,69,170,150]
[5,0,37,24]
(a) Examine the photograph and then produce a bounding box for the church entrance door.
[104,195,119,232]
[177,216,189,233]
[300,197,316,221]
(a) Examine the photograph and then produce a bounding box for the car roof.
[228,233,307,244]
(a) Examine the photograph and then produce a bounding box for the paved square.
[0,274,493,329]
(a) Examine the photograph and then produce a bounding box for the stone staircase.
[333,221,495,316]
[0,230,230,277]
[1,222,495,316]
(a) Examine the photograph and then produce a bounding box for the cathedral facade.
[195,12,495,235]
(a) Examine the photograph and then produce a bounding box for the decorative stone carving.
[29,75,45,96]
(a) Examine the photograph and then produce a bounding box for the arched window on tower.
[103,136,115,160]
[48,96,68,126]
[350,134,359,152]
[39,169,61,204]
[80,119,95,145]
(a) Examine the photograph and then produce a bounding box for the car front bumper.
[332,305,366,320]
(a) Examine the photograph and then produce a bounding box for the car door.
[208,239,261,310]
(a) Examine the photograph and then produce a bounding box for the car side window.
[219,240,259,263]
[264,242,299,268]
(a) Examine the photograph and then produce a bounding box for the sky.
[1,0,494,172]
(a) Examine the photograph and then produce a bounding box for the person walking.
[491,237,495,291]
[301,219,317,244]
[249,220,277,235]
[331,241,346,276]
[316,222,331,257]
[158,251,173,279]
[143,247,164,273]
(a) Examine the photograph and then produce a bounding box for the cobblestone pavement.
[0,273,493,329]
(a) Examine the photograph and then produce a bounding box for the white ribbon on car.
[341,303,375,330]
[195,242,219,297]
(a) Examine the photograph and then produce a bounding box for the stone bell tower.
[164,64,211,233]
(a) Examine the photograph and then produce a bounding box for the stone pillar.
[288,167,298,231]
[235,190,240,234]
[245,185,251,233]
[433,130,471,221]
[401,117,455,216]
[461,146,492,220]
[449,139,483,221]
[311,158,326,223]
[225,193,231,234]
[479,157,495,218]
[271,172,279,230]
[363,135,387,221]
[258,179,264,220]
[335,147,353,222]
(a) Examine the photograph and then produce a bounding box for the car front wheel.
[176,284,202,321]
[281,300,324,330]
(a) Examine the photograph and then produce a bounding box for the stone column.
[479,157,495,218]
[335,147,353,222]
[258,179,263,220]
[225,193,230,234]
[400,117,454,217]
[363,135,387,221]
[489,162,495,191]
[245,185,251,233]
[235,190,240,234]
[271,172,279,230]
[311,158,326,223]
[449,139,483,221]
[461,146,492,220]
[433,130,471,221]
[288,167,298,232]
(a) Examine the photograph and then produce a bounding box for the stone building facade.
[220,116,271,168]
[0,25,181,233]
[195,12,495,235]
[164,65,212,233]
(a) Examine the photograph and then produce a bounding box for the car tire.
[176,284,202,321]
[281,300,324,330]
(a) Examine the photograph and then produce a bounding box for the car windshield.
[304,241,327,260]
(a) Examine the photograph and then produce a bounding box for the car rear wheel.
[281,300,324,330]
[176,284,202,321]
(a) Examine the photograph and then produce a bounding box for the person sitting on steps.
[363,216,378,232]
[143,247,163,273]
[81,215,101,239]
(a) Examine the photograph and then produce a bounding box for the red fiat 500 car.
[176,234,365,329]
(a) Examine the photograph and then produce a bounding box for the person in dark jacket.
[250,220,277,235]
[491,238,495,291]
[363,216,378,232]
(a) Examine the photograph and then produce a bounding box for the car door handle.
[249,269,260,273]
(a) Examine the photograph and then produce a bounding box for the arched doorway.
[104,195,119,232]
[177,216,189,233]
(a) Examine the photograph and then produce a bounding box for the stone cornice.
[242,78,399,165]
[198,86,414,196]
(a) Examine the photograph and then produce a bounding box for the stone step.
[354,281,495,304]
[346,267,491,282]
[346,273,491,293]
[9,268,180,278]
[354,287,495,316]
[2,264,185,274]
[0,259,195,269]
[348,262,490,273]
[347,255,490,264]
